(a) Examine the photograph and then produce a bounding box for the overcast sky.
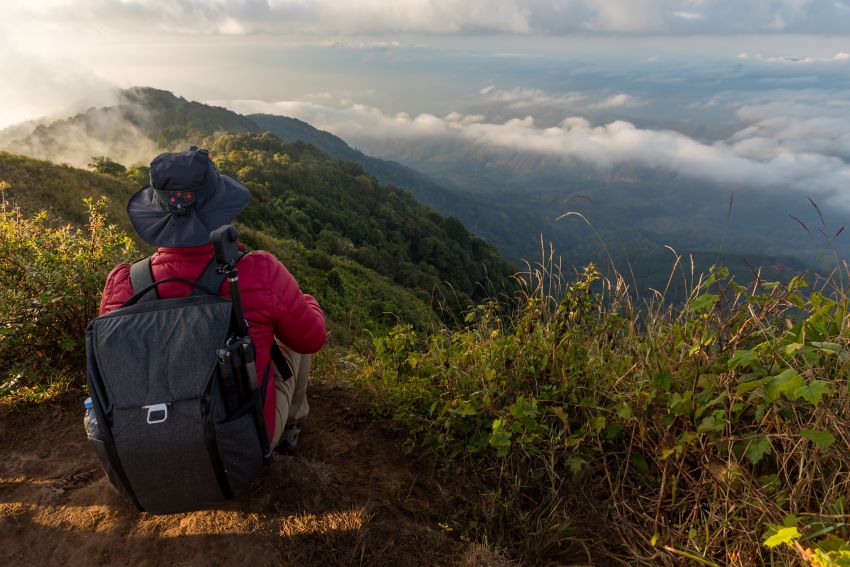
[1,0,849,206]
[5,0,850,36]
[2,0,849,126]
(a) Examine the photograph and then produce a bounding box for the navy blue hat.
[127,147,249,247]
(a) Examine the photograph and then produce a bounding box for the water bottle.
[83,397,100,440]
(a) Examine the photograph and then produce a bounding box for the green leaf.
[630,452,649,474]
[450,401,479,416]
[550,406,570,428]
[785,342,804,356]
[651,371,673,391]
[697,414,724,433]
[488,418,512,457]
[783,515,801,528]
[763,526,801,548]
[567,457,587,477]
[746,436,772,465]
[728,349,758,370]
[811,341,843,354]
[801,429,836,451]
[590,415,607,434]
[736,377,769,396]
[793,380,832,405]
[691,293,719,312]
[765,369,805,401]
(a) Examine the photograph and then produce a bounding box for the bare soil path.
[0,382,482,566]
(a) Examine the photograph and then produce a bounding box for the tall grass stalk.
[358,247,850,565]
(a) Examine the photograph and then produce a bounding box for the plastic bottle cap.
[84,397,93,410]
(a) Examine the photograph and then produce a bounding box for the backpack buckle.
[143,403,169,424]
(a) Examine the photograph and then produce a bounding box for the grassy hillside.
[0,151,434,353]
[0,120,518,341]
[0,88,517,307]
[357,263,850,565]
[0,151,138,233]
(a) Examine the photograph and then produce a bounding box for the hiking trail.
[0,381,507,566]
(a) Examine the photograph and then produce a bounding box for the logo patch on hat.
[166,191,196,208]
[127,146,250,247]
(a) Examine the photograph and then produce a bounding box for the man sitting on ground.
[99,147,326,452]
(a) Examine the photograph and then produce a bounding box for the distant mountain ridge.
[0,87,817,294]
[247,114,503,234]
[0,89,517,326]
[1,87,260,167]
[0,87,523,260]
[246,114,815,293]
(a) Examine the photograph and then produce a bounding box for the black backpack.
[85,225,284,514]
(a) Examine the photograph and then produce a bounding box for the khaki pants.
[270,342,311,448]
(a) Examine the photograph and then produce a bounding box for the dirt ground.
[0,382,504,566]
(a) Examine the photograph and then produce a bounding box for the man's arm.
[99,264,132,315]
[263,253,327,354]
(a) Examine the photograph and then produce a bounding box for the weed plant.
[357,246,850,565]
[0,189,135,395]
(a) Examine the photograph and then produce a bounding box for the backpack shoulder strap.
[129,257,158,303]
[194,250,249,296]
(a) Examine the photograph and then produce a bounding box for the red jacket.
[99,244,327,436]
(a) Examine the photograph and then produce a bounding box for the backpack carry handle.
[122,277,218,308]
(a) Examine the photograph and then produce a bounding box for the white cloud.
[732,98,850,160]
[479,86,643,113]
[3,0,850,36]
[321,40,404,49]
[673,11,704,20]
[589,93,644,110]
[479,86,586,109]
[738,51,850,64]
[218,96,850,207]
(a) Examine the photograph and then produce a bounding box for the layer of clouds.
[732,97,850,161]
[218,90,850,207]
[478,87,644,113]
[739,51,850,64]
[479,86,586,109]
[5,0,850,36]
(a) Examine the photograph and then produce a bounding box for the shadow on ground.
[0,382,502,566]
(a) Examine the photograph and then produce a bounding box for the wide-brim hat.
[127,147,249,247]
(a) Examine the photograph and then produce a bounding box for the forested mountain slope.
[248,113,556,269]
[207,131,515,307]
[248,114,483,213]
[0,123,515,338]
[249,113,814,296]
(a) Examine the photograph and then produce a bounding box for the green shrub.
[357,261,850,565]
[0,188,135,392]
[88,156,127,176]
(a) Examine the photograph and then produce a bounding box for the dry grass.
[360,238,850,565]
